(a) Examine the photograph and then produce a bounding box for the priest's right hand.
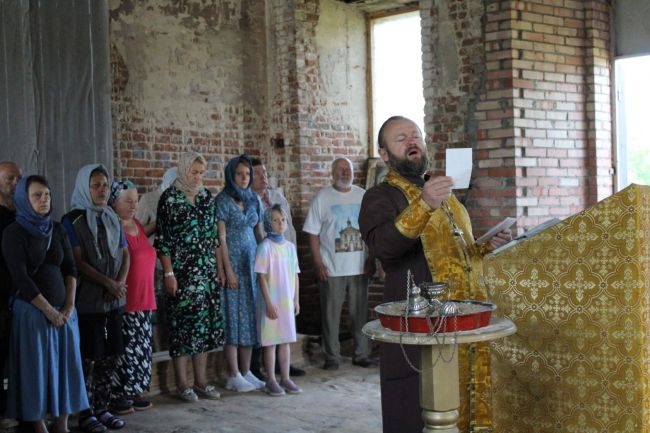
[422,175,453,210]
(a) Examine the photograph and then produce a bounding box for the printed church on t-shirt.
[336,218,364,253]
[332,204,364,253]
[303,185,367,277]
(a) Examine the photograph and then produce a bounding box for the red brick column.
[584,0,614,203]
[421,0,615,235]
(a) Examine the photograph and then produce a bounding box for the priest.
[359,116,510,433]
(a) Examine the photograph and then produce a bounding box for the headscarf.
[71,164,122,258]
[173,152,206,196]
[223,154,257,207]
[14,176,53,246]
[161,167,177,191]
[108,180,136,206]
[263,205,285,244]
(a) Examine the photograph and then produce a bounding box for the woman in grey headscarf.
[61,164,130,432]
[155,152,223,402]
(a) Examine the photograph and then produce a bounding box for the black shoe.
[275,364,307,376]
[289,364,306,376]
[352,358,378,368]
[132,397,153,411]
[323,360,339,370]
[110,398,134,415]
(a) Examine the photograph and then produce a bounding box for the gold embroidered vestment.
[386,169,493,431]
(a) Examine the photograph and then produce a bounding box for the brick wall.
[583,0,614,203]
[421,0,614,235]
[110,0,369,336]
[110,0,616,338]
[110,0,268,191]
[281,0,370,333]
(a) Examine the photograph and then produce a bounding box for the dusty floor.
[93,361,380,433]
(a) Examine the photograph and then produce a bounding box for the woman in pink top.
[109,181,157,412]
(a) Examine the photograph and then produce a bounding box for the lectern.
[484,184,650,433]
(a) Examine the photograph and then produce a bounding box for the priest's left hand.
[489,229,512,248]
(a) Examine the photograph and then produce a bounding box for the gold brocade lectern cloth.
[484,184,650,433]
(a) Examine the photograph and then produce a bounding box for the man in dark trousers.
[0,161,22,428]
[359,117,509,433]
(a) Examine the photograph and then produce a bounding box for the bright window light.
[370,11,425,153]
[615,55,650,189]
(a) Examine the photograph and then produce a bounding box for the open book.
[490,218,562,254]
[475,217,517,244]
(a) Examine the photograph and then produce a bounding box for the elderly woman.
[61,164,129,432]
[109,181,156,412]
[155,152,223,402]
[216,154,265,392]
[2,175,88,433]
[135,167,177,353]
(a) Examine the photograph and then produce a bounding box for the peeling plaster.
[314,0,368,145]
[110,0,266,127]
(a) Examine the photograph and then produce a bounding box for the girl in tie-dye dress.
[254,204,302,397]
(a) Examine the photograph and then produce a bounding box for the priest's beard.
[386,150,429,179]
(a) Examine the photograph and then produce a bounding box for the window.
[615,55,650,189]
[369,10,425,156]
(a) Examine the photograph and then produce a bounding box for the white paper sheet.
[475,217,517,244]
[445,148,472,189]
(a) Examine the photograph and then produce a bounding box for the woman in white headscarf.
[135,167,177,236]
[155,152,223,402]
[61,164,130,432]
[134,167,177,355]
[109,181,157,412]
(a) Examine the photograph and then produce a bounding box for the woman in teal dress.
[155,152,223,402]
[216,154,265,393]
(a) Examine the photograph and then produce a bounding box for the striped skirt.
[7,299,89,421]
[112,311,153,396]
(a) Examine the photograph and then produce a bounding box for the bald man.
[303,158,376,370]
[0,161,22,421]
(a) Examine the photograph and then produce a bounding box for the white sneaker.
[225,372,256,392]
[243,371,266,390]
[177,387,199,402]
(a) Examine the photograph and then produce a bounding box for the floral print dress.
[215,192,262,346]
[155,186,223,357]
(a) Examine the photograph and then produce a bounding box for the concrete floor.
[107,361,381,433]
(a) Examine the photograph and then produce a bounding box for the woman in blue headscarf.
[61,164,129,432]
[216,154,265,393]
[2,175,88,433]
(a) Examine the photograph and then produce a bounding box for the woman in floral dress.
[216,154,265,393]
[155,152,223,402]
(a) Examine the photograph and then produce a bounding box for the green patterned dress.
[155,186,223,357]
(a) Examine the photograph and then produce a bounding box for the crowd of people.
[0,115,511,433]
[0,151,311,433]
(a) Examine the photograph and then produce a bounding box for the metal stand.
[363,317,516,433]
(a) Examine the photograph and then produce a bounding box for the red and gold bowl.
[375,300,496,333]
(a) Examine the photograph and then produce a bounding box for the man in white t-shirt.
[304,157,376,370]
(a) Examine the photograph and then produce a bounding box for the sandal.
[96,410,126,430]
[79,416,108,433]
